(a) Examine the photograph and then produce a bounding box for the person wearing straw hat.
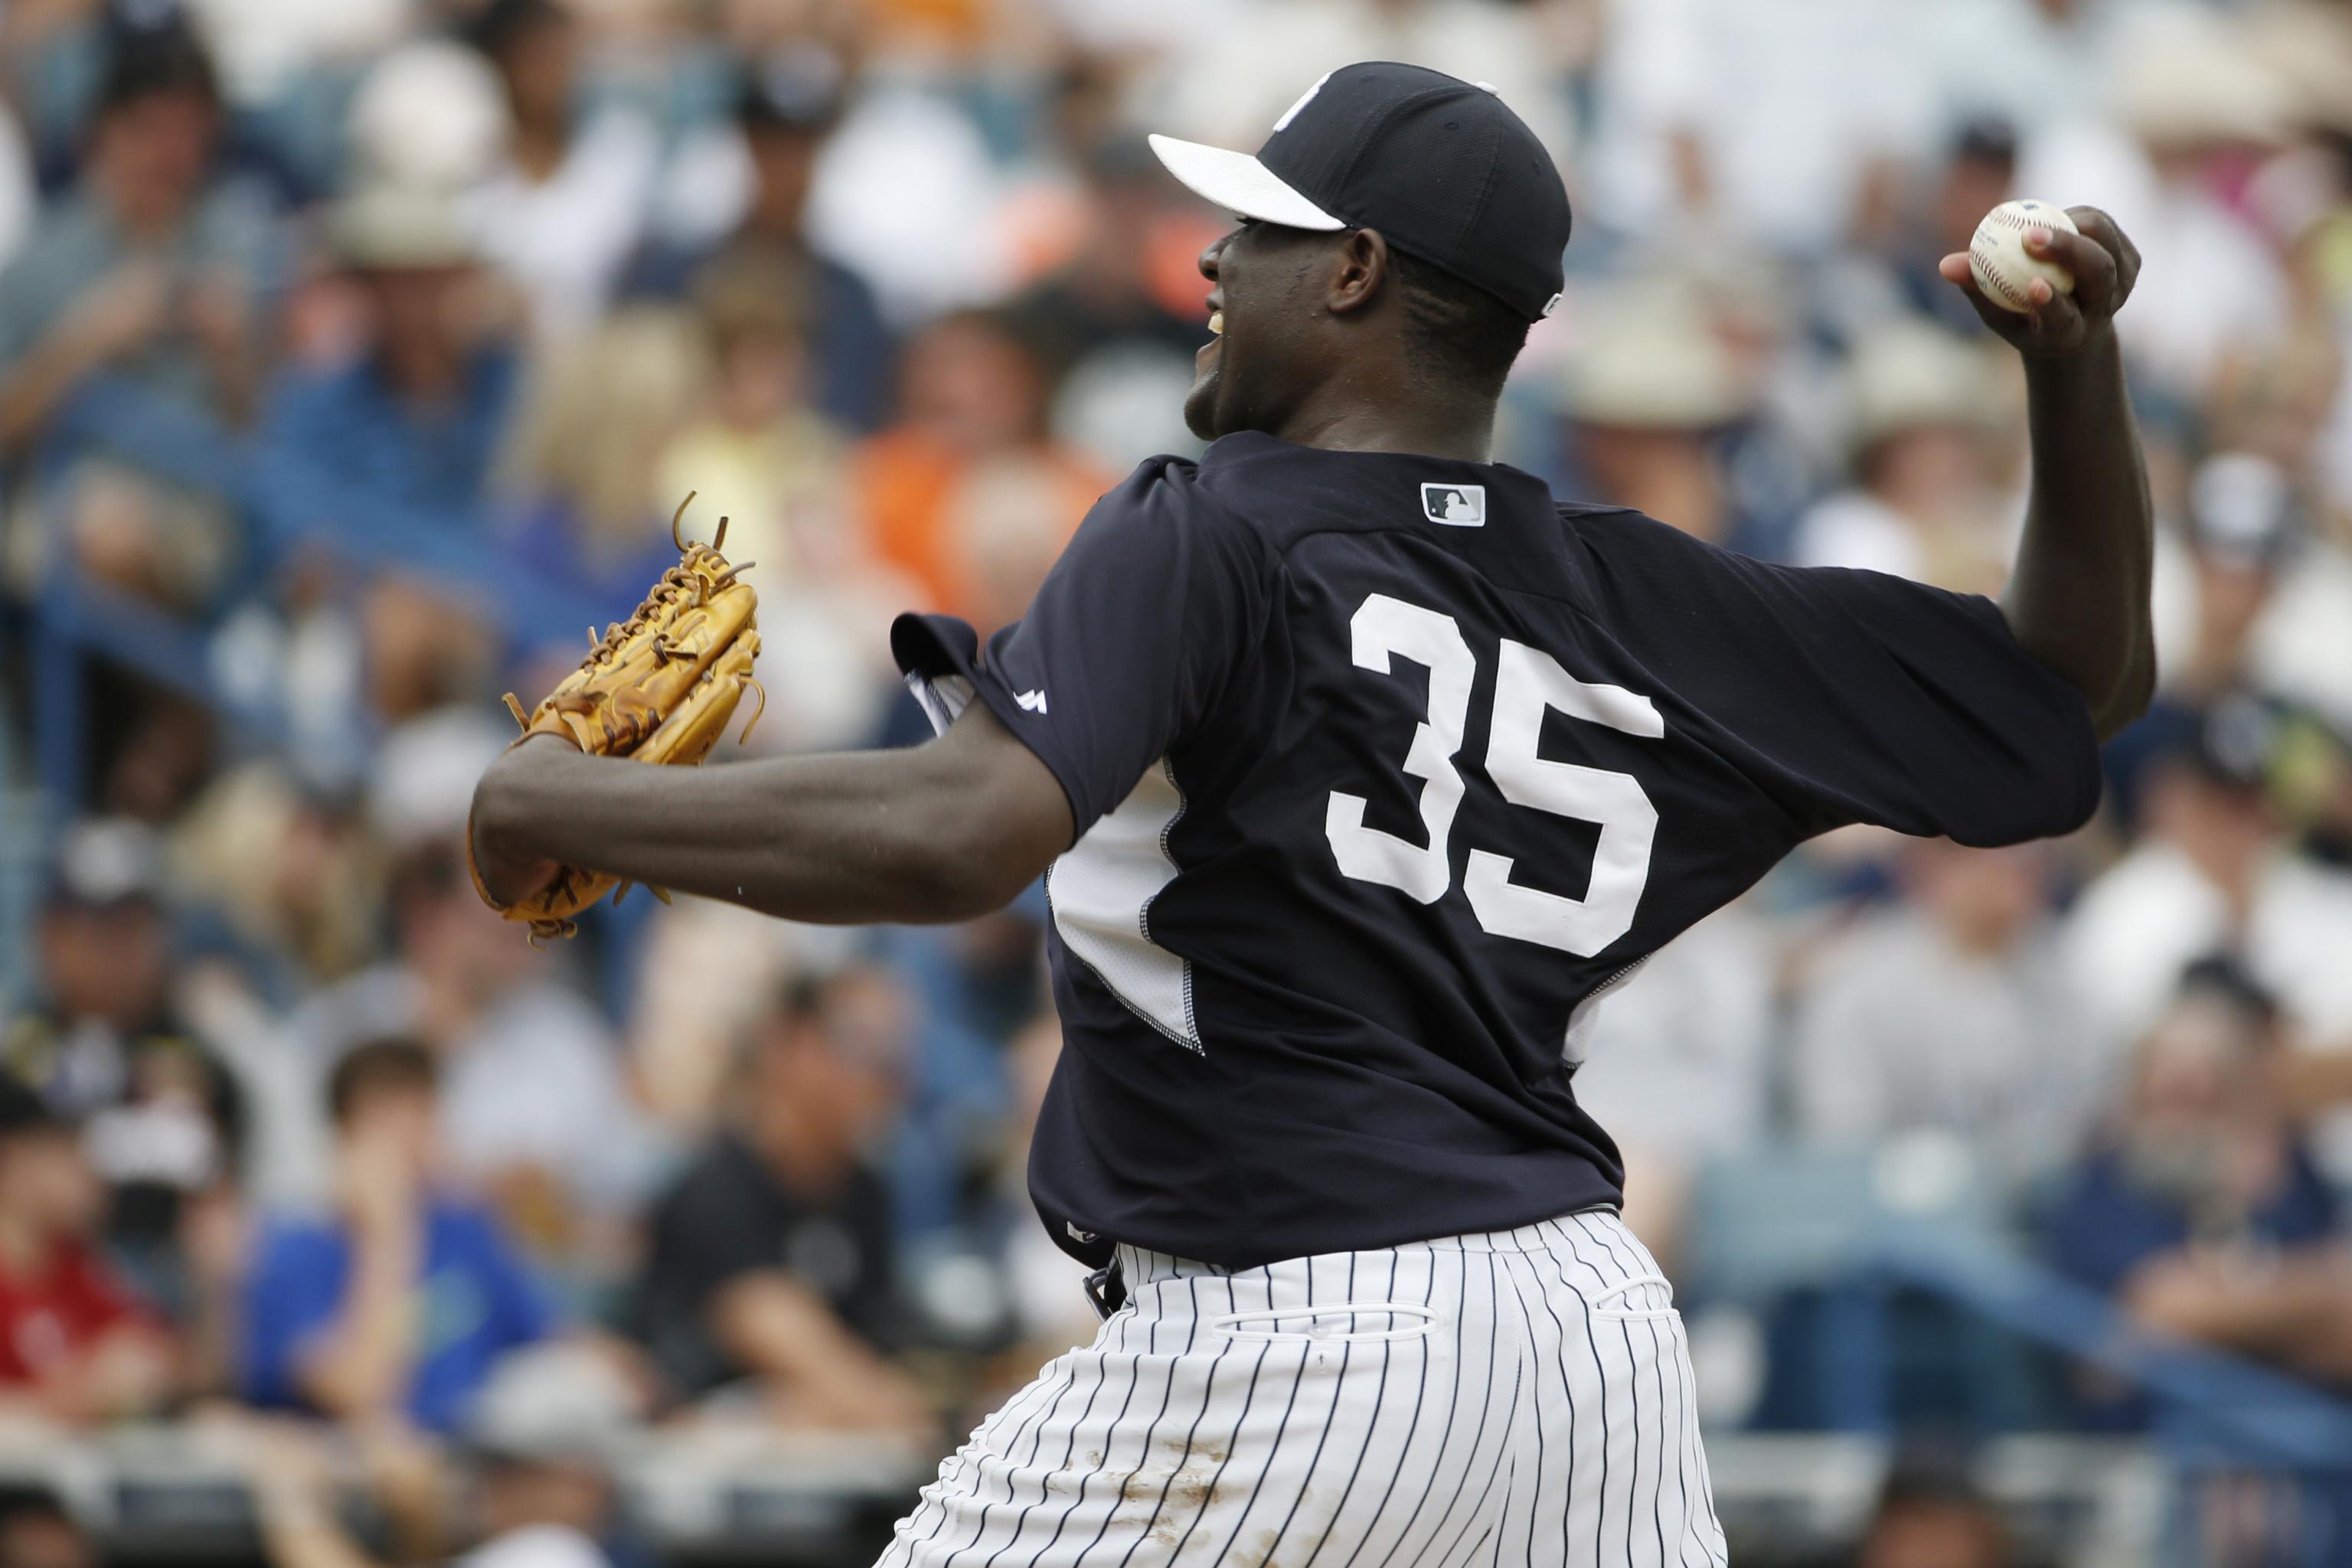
[266,182,521,520]
[1793,318,2013,593]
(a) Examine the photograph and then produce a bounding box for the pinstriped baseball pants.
[877,1210,1727,1567]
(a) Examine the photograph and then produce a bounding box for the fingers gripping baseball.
[1938,201,2138,357]
[2064,205,2141,305]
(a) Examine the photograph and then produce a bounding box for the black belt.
[1077,1210,1627,1323]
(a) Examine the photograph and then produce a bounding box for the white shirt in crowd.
[1586,0,1944,250]
[466,109,662,348]
[1792,491,1932,581]
[1791,906,2097,1186]
[1569,905,1775,1161]
[2063,843,2352,1055]
[2064,841,2352,1178]
[455,1524,610,1568]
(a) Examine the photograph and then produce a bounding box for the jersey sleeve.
[1589,513,2103,845]
[893,458,1269,837]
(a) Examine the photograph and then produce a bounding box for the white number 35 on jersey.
[1325,593,1661,956]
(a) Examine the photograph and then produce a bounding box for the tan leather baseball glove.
[467,493,763,939]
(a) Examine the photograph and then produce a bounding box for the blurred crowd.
[2,0,2352,1560]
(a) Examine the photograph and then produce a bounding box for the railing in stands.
[23,374,621,808]
[1689,1146,2352,1565]
[0,1426,933,1568]
[1861,1236,2352,1568]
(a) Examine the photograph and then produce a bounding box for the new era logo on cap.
[1421,482,1486,527]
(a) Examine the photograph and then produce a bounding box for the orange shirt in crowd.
[851,430,1109,628]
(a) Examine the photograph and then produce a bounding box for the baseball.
[1969,200,2077,314]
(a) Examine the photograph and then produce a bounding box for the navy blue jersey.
[894,431,2099,1271]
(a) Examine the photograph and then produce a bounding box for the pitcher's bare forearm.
[470,701,1073,925]
[2008,325,2155,737]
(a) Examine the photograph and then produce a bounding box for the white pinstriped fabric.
[875,1211,1726,1567]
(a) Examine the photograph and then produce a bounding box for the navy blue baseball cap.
[1148,62,1571,322]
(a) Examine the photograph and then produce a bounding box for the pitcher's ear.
[1327,227,1388,317]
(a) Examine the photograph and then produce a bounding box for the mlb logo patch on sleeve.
[1420,482,1486,527]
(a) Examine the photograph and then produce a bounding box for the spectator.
[864,917,1035,1246]
[253,1343,633,1568]
[667,55,896,434]
[0,1485,96,1568]
[1001,134,1215,470]
[1582,0,1939,252]
[2021,11,2295,409]
[632,968,931,1432]
[0,18,270,605]
[2220,354,2352,736]
[258,182,521,728]
[1849,1452,2014,1568]
[266,184,522,521]
[1791,839,2092,1190]
[461,0,658,348]
[655,260,913,752]
[1553,280,1760,550]
[2161,454,2305,708]
[0,1074,176,1425]
[501,305,709,628]
[1158,0,1576,173]
[2064,702,2352,1080]
[0,20,263,441]
[849,308,1108,626]
[8,820,188,1113]
[241,1037,555,1434]
[344,40,513,194]
[2044,959,2352,1390]
[1792,320,2011,593]
[1563,904,1774,1276]
[263,712,661,1256]
[2,819,243,1301]
[386,845,658,1259]
[2109,452,2302,825]
[654,252,853,606]
[172,761,384,1000]
[982,1012,1094,1376]
[1893,119,2022,339]
[1813,114,2013,352]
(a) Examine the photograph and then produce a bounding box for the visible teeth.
[1208,311,1223,335]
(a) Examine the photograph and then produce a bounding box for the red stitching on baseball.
[1972,245,2033,310]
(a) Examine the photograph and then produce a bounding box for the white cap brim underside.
[1146,134,1344,230]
